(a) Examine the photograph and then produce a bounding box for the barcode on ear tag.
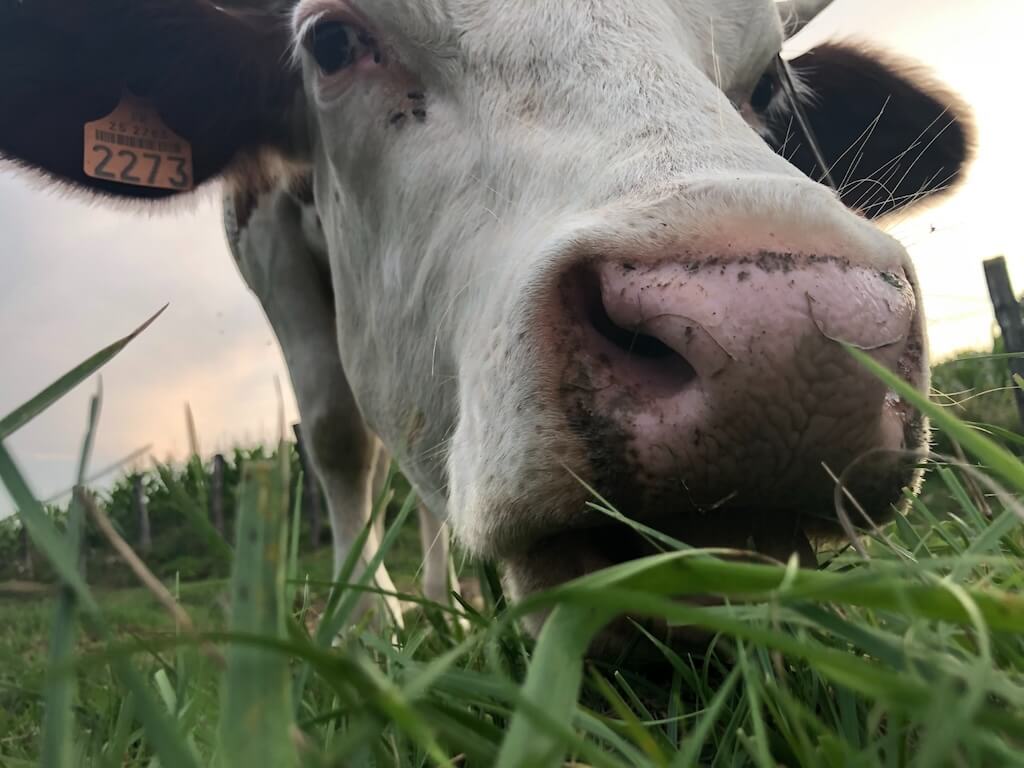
[83,92,194,191]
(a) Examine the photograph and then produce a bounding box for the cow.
[0,0,972,646]
[222,176,456,623]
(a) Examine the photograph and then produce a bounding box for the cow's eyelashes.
[305,20,378,76]
[750,72,778,112]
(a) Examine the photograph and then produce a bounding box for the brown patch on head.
[228,185,261,233]
[288,171,317,207]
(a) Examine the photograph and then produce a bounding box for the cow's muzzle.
[503,246,927,650]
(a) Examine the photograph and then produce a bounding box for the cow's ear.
[0,0,304,201]
[769,43,974,219]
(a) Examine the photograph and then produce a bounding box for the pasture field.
[1,326,1024,767]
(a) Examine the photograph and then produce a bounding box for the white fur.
[776,0,835,36]
[229,0,924,619]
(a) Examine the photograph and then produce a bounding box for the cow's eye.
[305,20,372,75]
[750,72,777,112]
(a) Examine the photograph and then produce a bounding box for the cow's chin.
[498,445,925,660]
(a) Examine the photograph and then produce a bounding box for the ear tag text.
[83,92,194,191]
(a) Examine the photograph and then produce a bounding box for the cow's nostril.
[581,270,676,360]
[567,265,699,395]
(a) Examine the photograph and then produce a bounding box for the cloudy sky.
[1,0,1020,517]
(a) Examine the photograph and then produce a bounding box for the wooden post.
[293,423,324,549]
[71,487,89,580]
[21,524,34,579]
[211,453,226,537]
[133,475,152,554]
[983,256,1024,428]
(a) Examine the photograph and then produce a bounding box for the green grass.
[1,320,1023,767]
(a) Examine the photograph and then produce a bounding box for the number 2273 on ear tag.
[83,92,195,192]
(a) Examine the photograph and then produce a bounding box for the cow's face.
[286,0,969,592]
[296,0,807,503]
[0,0,972,628]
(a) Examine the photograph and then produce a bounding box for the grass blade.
[517,552,1024,633]
[671,667,741,768]
[495,603,607,768]
[0,444,96,613]
[41,384,101,768]
[287,471,303,587]
[219,456,300,768]
[319,489,417,642]
[847,346,1024,494]
[0,307,166,440]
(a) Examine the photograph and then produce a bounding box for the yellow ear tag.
[83,92,195,191]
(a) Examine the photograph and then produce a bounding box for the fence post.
[983,256,1024,429]
[71,487,90,580]
[21,524,34,579]
[133,474,152,554]
[211,453,226,537]
[292,423,324,549]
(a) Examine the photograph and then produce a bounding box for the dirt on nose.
[554,252,928,535]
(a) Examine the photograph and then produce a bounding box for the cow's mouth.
[508,505,826,592]
[502,506,833,656]
[499,447,922,657]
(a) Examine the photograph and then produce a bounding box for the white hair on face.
[776,0,835,37]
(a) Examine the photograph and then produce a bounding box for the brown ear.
[769,43,974,219]
[0,0,302,200]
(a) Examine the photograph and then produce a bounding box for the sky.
[0,0,1020,517]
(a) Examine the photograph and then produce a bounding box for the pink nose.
[558,253,921,513]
